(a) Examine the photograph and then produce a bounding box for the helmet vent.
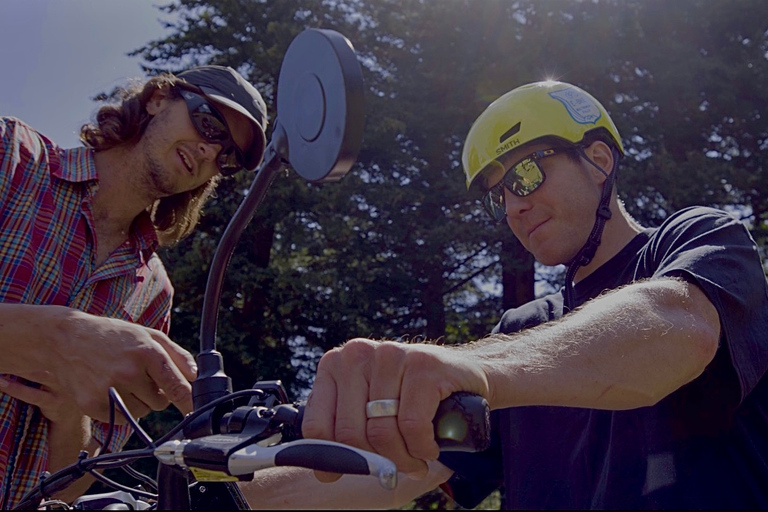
[499,122,521,143]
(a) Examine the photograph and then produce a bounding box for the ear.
[583,140,614,184]
[145,87,171,116]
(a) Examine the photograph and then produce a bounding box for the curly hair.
[79,74,220,247]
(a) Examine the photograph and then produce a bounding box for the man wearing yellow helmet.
[463,80,631,311]
[245,81,768,509]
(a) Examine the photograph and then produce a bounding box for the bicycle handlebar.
[14,388,489,509]
[156,390,490,490]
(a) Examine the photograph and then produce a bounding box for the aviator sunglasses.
[179,89,246,176]
[481,148,565,222]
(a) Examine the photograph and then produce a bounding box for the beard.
[138,113,179,199]
[142,148,176,198]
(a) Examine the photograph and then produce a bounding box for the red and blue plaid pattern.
[0,117,174,508]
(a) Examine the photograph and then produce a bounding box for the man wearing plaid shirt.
[0,65,268,507]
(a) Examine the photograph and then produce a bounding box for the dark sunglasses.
[481,148,564,222]
[179,89,245,176]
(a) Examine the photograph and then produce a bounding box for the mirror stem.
[194,124,289,409]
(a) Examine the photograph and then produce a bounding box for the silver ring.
[366,399,400,418]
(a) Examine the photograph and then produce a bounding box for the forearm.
[0,303,70,375]
[472,278,720,411]
[240,461,453,509]
[47,416,100,503]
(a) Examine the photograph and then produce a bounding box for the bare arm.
[478,277,721,410]
[303,277,721,476]
[240,460,453,510]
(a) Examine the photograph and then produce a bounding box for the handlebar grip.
[433,392,491,452]
[228,439,397,489]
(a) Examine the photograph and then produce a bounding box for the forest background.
[111,0,767,509]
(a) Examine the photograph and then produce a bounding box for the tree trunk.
[501,236,535,310]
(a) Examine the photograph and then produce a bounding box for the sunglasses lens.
[481,159,545,222]
[507,159,544,197]
[182,90,246,175]
[192,110,229,143]
[482,184,507,223]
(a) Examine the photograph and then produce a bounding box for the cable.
[108,387,155,448]
[14,388,267,510]
[121,464,158,492]
[155,388,266,444]
[86,469,157,500]
[101,392,117,457]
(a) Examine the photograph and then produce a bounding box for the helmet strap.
[563,147,619,312]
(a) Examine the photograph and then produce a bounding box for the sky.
[0,0,177,148]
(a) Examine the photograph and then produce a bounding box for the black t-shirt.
[440,206,768,509]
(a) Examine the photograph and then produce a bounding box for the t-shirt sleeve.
[645,206,768,401]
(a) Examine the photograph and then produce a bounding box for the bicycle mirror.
[273,28,365,182]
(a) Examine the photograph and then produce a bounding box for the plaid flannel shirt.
[0,117,173,508]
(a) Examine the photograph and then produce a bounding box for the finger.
[149,330,198,382]
[141,349,193,415]
[305,349,359,485]
[399,351,443,463]
[332,340,374,451]
[112,391,153,424]
[0,377,54,409]
[367,343,427,477]
[301,366,339,441]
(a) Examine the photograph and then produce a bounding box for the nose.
[503,187,533,220]
[196,140,221,163]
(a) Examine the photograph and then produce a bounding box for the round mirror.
[275,28,365,182]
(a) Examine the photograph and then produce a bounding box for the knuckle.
[403,347,438,369]
[342,338,375,359]
[163,379,191,403]
[374,341,405,362]
[316,346,347,374]
[318,340,375,374]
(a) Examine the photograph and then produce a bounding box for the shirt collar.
[55,146,99,182]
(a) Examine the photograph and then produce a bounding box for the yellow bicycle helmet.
[462,80,624,192]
